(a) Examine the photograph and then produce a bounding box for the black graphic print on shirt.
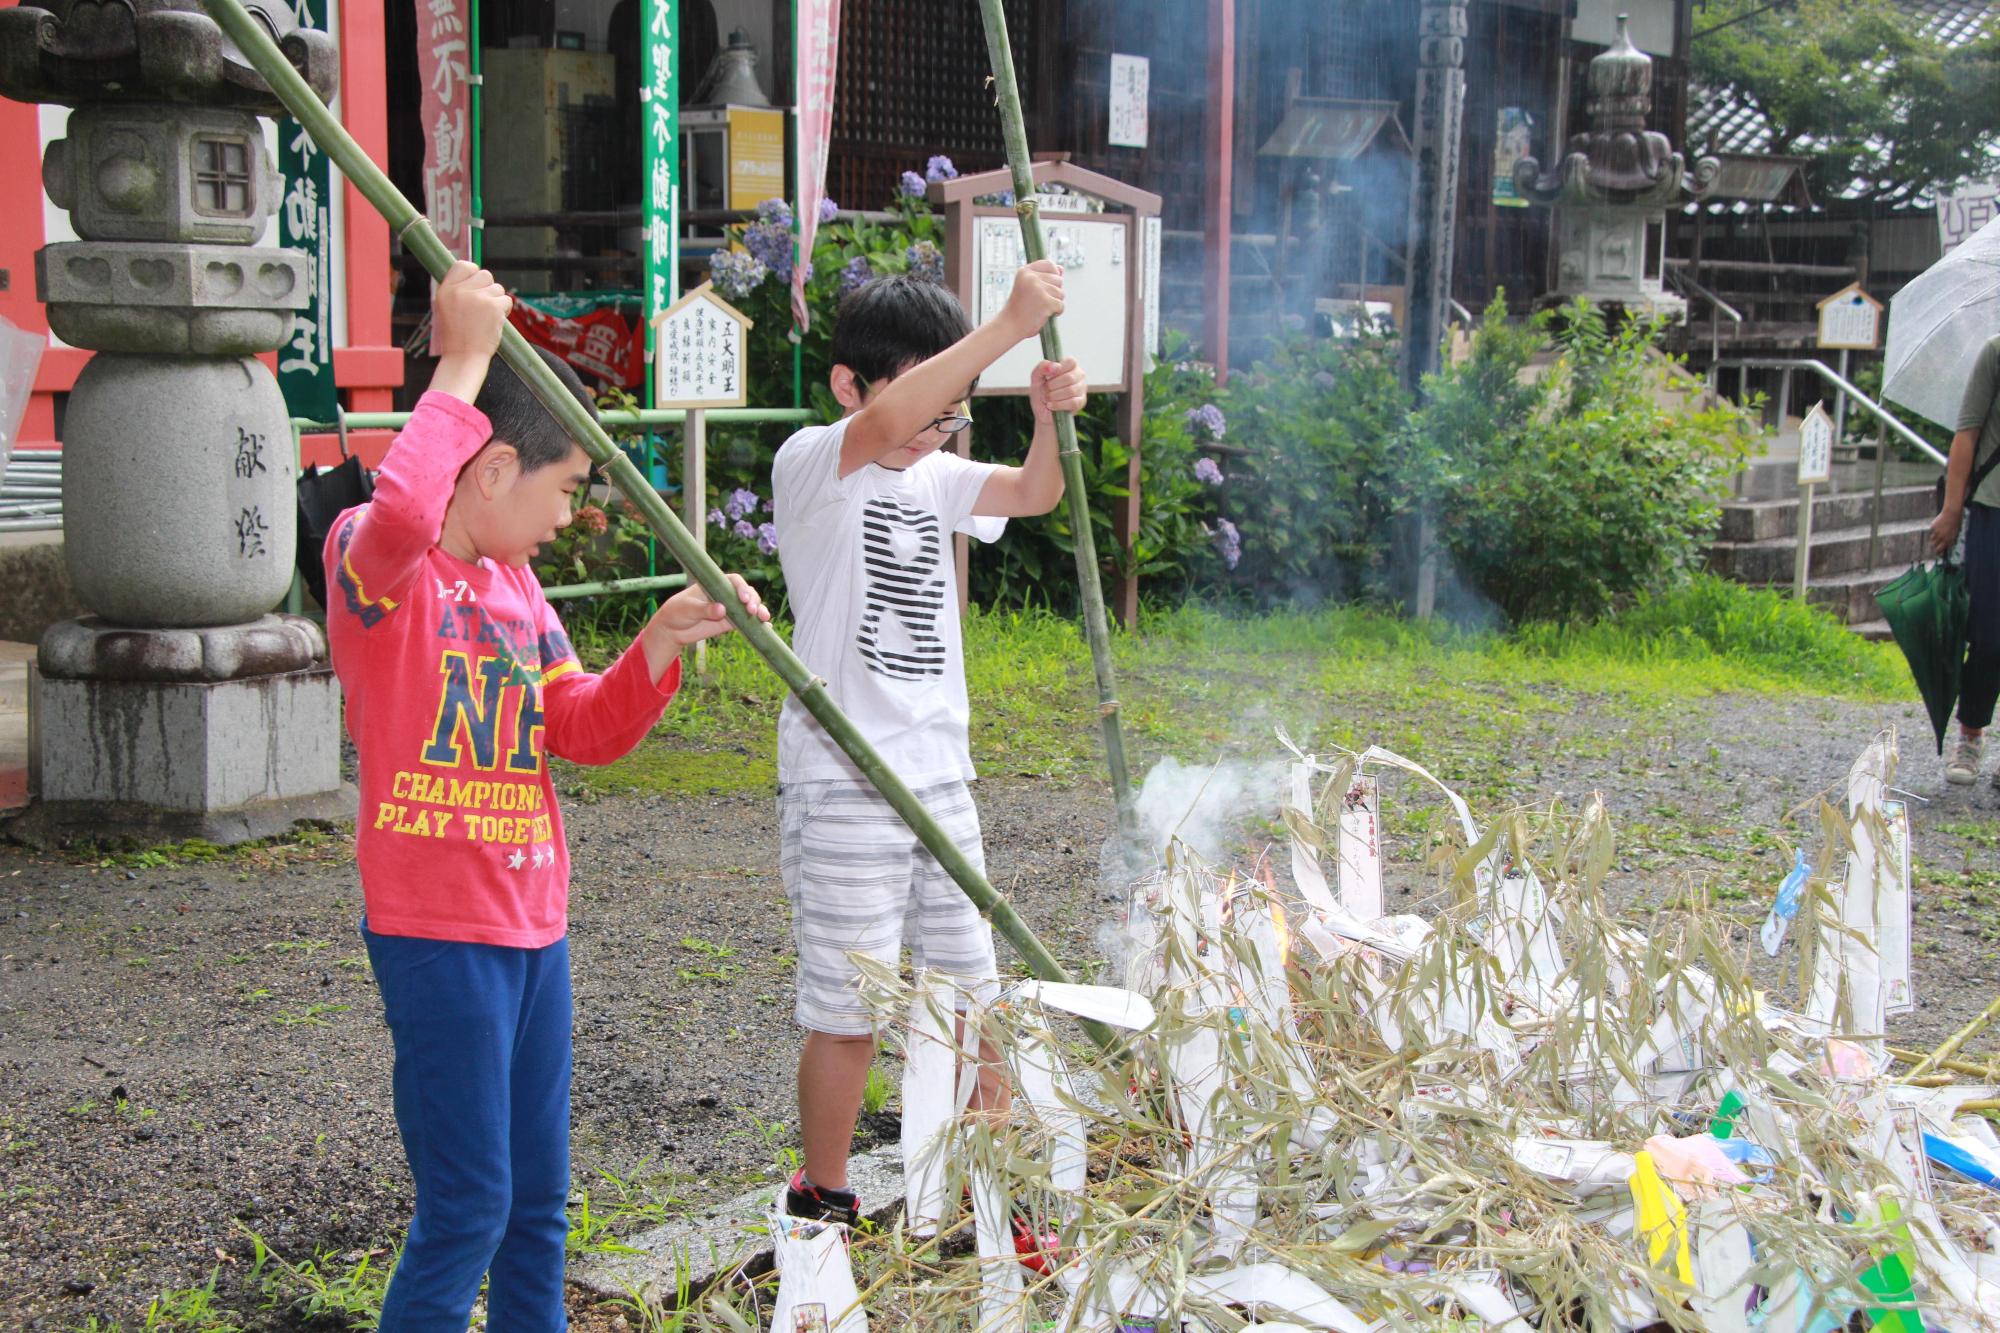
[857,497,947,679]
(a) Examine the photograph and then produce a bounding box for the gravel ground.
[4,687,1998,1330]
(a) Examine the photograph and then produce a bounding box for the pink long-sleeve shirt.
[324,391,678,947]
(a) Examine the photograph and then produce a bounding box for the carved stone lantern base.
[14,614,354,847]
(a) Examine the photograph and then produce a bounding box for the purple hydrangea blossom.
[1185,403,1227,441]
[763,497,776,513]
[733,519,757,540]
[755,198,794,227]
[707,507,728,529]
[1193,457,1225,487]
[742,218,795,283]
[724,488,761,521]
[906,240,945,285]
[925,155,958,184]
[899,171,927,198]
[839,255,874,296]
[1213,517,1241,569]
[756,522,780,555]
[708,249,768,299]
[818,197,840,224]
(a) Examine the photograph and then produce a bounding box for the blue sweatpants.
[362,922,572,1333]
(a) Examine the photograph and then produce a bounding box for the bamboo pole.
[198,0,1104,1036]
[972,0,1139,847]
[1889,1047,2000,1081]
[1904,995,2000,1081]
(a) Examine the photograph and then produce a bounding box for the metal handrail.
[1667,266,1744,371]
[1713,358,1948,468]
[292,406,816,434]
[1669,268,1744,326]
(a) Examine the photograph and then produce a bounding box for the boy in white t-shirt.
[770,263,1083,1226]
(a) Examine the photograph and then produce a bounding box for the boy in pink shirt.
[325,261,767,1331]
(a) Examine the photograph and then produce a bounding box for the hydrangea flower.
[1185,403,1227,440]
[818,197,840,224]
[724,488,761,521]
[709,249,768,299]
[708,507,728,529]
[573,504,609,536]
[734,519,757,540]
[755,198,794,227]
[1193,457,1225,487]
[1313,370,1339,390]
[839,255,874,296]
[1212,517,1241,569]
[756,522,780,555]
[925,155,958,184]
[906,240,945,285]
[743,218,795,282]
[899,171,927,198]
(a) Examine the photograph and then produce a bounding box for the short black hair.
[829,275,973,386]
[469,345,599,471]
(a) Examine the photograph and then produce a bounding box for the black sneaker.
[785,1169,860,1228]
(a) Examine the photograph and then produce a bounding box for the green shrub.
[1428,299,1755,623]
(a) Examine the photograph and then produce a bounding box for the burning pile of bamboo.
[748,732,2000,1332]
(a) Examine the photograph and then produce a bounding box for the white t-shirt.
[772,417,999,787]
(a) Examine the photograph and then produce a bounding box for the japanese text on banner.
[278,0,336,421]
[418,0,473,357]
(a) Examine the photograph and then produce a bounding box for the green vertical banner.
[640,0,678,402]
[277,0,337,422]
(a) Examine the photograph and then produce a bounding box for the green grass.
[554,576,1912,801]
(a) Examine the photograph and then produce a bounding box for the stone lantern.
[0,1,355,843]
[1512,13,1718,317]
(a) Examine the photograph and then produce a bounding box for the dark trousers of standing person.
[361,922,572,1333]
[1962,504,2000,731]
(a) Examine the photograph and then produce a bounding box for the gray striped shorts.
[778,778,999,1035]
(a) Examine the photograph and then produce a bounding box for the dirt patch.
[3,687,1997,1329]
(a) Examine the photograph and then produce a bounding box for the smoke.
[1132,755,1289,866]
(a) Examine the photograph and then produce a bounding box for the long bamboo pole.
[1904,994,2000,1081]
[972,0,1139,847]
[199,0,1101,1029]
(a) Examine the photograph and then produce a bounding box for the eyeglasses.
[928,411,973,435]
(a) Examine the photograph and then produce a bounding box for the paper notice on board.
[1108,54,1148,148]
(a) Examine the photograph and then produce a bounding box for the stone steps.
[1709,460,1939,629]
[1707,516,1933,586]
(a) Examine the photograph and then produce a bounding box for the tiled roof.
[1684,0,1996,207]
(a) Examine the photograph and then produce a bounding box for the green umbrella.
[1875,560,1970,754]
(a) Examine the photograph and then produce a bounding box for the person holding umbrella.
[1929,329,2000,784]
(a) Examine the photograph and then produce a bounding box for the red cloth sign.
[418,0,472,354]
[508,295,646,390]
[792,0,842,331]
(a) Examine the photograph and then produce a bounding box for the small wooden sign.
[1815,282,1882,351]
[1798,402,1834,485]
[652,282,753,409]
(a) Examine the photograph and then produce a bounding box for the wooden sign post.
[1816,282,1882,448]
[653,282,753,670]
[930,161,1163,625]
[1796,401,1834,601]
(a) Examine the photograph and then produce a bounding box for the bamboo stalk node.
[397,215,434,245]
[1098,700,1121,717]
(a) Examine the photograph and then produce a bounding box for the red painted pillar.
[1203,0,1234,381]
[0,92,56,449]
[331,0,402,450]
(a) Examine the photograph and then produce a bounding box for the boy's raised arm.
[333,263,512,618]
[837,261,1065,478]
[972,356,1083,518]
[539,575,768,766]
